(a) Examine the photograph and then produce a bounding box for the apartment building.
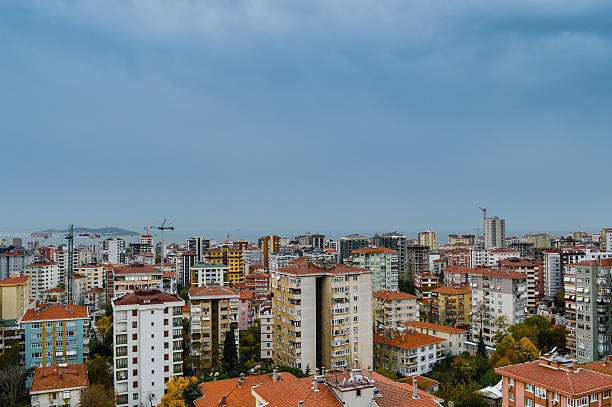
[0,250,34,280]
[269,251,300,272]
[489,249,520,267]
[238,290,255,330]
[526,234,551,249]
[271,260,373,372]
[498,259,543,310]
[564,259,612,363]
[443,266,474,287]
[496,354,612,407]
[418,231,437,251]
[244,272,270,308]
[0,275,31,356]
[601,228,612,251]
[339,234,369,264]
[30,364,88,407]
[112,290,184,407]
[484,216,505,249]
[83,288,106,310]
[414,271,440,292]
[204,247,243,285]
[372,232,409,272]
[53,248,80,285]
[260,236,281,268]
[406,245,429,280]
[404,321,468,356]
[186,237,212,263]
[448,234,475,246]
[96,237,126,265]
[373,291,419,331]
[374,329,445,377]
[73,264,107,291]
[543,248,612,299]
[242,247,264,267]
[188,285,239,370]
[352,246,399,292]
[430,286,471,328]
[112,264,163,299]
[190,262,228,287]
[446,248,471,267]
[24,262,60,301]
[259,304,274,360]
[19,304,90,369]
[469,269,527,347]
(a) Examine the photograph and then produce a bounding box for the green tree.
[221,329,238,375]
[181,318,193,376]
[451,354,477,383]
[183,378,203,407]
[554,289,565,315]
[476,329,487,357]
[178,289,189,301]
[95,316,112,338]
[0,364,32,407]
[104,302,112,317]
[398,278,416,295]
[491,315,510,344]
[86,355,112,389]
[515,337,539,363]
[80,384,115,407]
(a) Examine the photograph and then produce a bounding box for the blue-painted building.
[18,303,90,369]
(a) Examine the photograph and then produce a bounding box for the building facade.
[352,247,399,292]
[484,216,505,249]
[23,262,60,302]
[339,235,369,264]
[374,329,445,377]
[373,291,419,331]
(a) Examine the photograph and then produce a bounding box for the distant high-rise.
[339,234,369,264]
[260,236,280,268]
[418,231,437,251]
[186,237,211,263]
[372,232,408,273]
[484,216,505,249]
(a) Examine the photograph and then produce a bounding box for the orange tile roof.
[469,268,526,279]
[404,320,468,334]
[0,275,30,285]
[574,259,612,267]
[194,373,298,407]
[162,271,176,277]
[245,272,269,279]
[498,259,539,268]
[20,304,88,323]
[323,248,338,253]
[30,364,88,393]
[374,290,418,300]
[352,246,398,254]
[113,265,161,274]
[84,287,104,294]
[374,329,445,350]
[25,262,57,267]
[72,273,87,279]
[277,263,369,276]
[490,249,519,253]
[239,290,254,300]
[443,266,477,274]
[431,286,471,295]
[189,285,239,298]
[496,359,612,397]
[582,359,612,377]
[398,375,440,390]
[75,264,105,268]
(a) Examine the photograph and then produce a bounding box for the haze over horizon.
[2,0,612,231]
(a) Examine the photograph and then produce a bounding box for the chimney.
[313,378,318,391]
[238,373,244,387]
[272,368,278,382]
[412,377,419,399]
[368,369,373,381]
[298,402,304,407]
[448,402,455,407]
[572,361,577,370]
[220,395,227,407]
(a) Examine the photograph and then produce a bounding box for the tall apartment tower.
[601,228,612,251]
[372,232,408,273]
[339,235,369,264]
[271,260,373,372]
[564,259,612,363]
[112,290,185,407]
[351,247,399,292]
[484,216,505,249]
[188,286,239,370]
[417,231,437,251]
[260,236,280,268]
[186,237,211,263]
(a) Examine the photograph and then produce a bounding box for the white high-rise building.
[112,289,185,407]
[484,216,505,249]
[23,262,60,301]
[96,238,126,265]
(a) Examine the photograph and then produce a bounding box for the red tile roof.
[574,258,612,267]
[0,275,30,285]
[194,373,298,407]
[245,272,270,279]
[162,271,176,277]
[25,262,57,267]
[496,359,612,397]
[30,364,88,393]
[431,286,471,295]
[374,329,445,350]
[469,268,526,279]
[404,320,467,334]
[113,289,183,306]
[189,285,239,298]
[374,290,418,300]
[113,265,161,274]
[352,246,398,254]
[239,290,254,300]
[20,304,88,322]
[443,266,477,274]
[276,263,369,276]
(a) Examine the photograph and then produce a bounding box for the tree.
[450,354,477,383]
[86,355,112,389]
[554,289,565,315]
[89,337,112,359]
[399,278,416,295]
[0,364,32,407]
[158,377,199,407]
[515,337,539,363]
[181,318,193,376]
[104,302,113,317]
[470,299,487,334]
[476,329,487,357]
[80,384,115,407]
[95,316,112,338]
[221,329,238,375]
[183,378,203,407]
[178,289,188,302]
[491,315,510,344]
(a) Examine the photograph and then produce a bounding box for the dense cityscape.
[1,219,612,407]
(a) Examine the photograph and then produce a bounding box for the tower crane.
[151,219,174,265]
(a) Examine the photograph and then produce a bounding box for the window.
[509,378,514,386]
[525,399,532,407]
[356,389,361,397]
[133,393,139,400]
[604,390,610,399]
[132,322,137,328]
[591,393,599,402]
[525,383,534,392]
[509,392,514,401]
[132,310,137,316]
[534,386,546,398]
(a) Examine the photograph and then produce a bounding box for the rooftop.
[496,357,612,397]
[20,304,88,323]
[469,268,526,279]
[30,364,88,393]
[189,285,239,299]
[352,246,398,254]
[404,320,468,334]
[113,264,161,274]
[276,262,369,276]
[431,286,471,295]
[0,275,30,285]
[113,289,183,306]
[374,329,445,350]
[374,290,418,300]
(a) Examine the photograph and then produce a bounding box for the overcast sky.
[2,0,612,238]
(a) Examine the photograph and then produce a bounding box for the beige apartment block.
[373,290,419,331]
[271,259,373,372]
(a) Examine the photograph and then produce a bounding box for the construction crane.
[151,219,174,264]
[66,225,74,304]
[479,207,487,221]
